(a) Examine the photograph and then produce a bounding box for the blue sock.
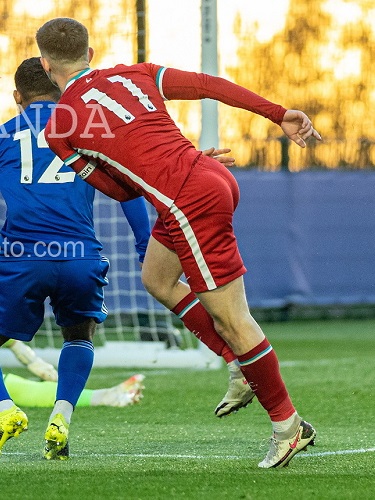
[0,367,11,400]
[56,340,94,407]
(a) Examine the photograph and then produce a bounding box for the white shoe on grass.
[214,377,255,417]
[258,420,316,468]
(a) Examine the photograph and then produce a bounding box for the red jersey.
[45,63,286,214]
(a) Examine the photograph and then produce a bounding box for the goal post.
[200,0,219,150]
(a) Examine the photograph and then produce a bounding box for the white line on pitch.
[297,447,375,458]
[57,447,375,459]
[4,447,374,459]
[89,447,375,459]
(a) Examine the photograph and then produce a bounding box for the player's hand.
[28,358,58,382]
[203,147,235,167]
[280,110,322,148]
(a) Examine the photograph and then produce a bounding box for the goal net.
[0,192,220,369]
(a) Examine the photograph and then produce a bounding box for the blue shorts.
[0,257,109,341]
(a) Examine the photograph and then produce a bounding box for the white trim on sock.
[0,399,14,412]
[49,400,74,424]
[272,411,300,437]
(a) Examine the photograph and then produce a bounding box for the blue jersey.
[0,102,102,259]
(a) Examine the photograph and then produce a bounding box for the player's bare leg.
[142,237,255,416]
[196,277,315,467]
[196,277,264,353]
[143,244,315,466]
[142,236,187,310]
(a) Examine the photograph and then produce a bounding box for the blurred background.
[1,0,374,170]
[0,1,374,351]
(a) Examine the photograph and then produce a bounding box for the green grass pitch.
[1,318,375,499]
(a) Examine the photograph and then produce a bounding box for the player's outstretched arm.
[5,340,58,381]
[158,67,321,147]
[280,110,322,148]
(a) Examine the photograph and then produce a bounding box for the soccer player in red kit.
[36,18,321,468]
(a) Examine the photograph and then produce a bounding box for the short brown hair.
[36,18,88,64]
[15,57,61,102]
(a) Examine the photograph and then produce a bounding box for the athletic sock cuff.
[171,292,198,317]
[238,338,272,366]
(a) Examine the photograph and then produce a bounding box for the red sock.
[172,292,236,363]
[237,338,295,421]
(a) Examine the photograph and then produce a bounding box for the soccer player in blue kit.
[0,57,150,459]
[0,57,248,459]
